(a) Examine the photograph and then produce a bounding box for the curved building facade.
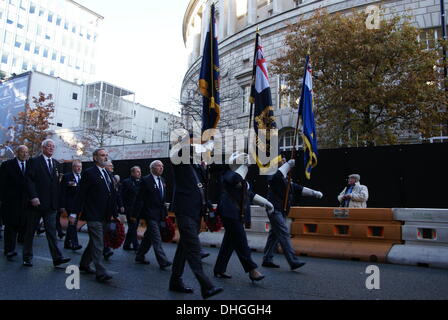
[181,0,446,150]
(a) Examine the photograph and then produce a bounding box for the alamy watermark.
[365,265,380,290]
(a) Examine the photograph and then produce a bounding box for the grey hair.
[16,145,28,152]
[150,160,163,171]
[72,159,82,167]
[92,148,106,157]
[349,174,361,181]
[130,166,141,173]
[41,139,55,147]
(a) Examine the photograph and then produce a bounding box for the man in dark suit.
[76,148,118,283]
[0,145,29,259]
[59,160,83,251]
[23,139,70,267]
[169,138,223,299]
[133,160,171,268]
[121,166,142,251]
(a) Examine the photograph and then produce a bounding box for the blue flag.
[199,4,220,133]
[299,56,318,179]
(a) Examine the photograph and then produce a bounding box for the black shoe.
[123,246,133,251]
[6,252,18,259]
[169,283,194,294]
[262,261,280,268]
[160,262,172,270]
[79,265,96,274]
[200,252,210,259]
[291,262,306,271]
[135,257,150,265]
[104,251,113,260]
[71,245,83,251]
[214,272,232,279]
[96,274,113,283]
[249,273,265,283]
[23,260,33,267]
[36,229,46,235]
[202,286,224,299]
[58,232,66,239]
[53,257,71,267]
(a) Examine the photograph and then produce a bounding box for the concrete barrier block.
[387,244,448,269]
[393,208,448,223]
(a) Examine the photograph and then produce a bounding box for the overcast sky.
[76,0,191,116]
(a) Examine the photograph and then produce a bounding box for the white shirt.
[16,158,26,172]
[152,174,163,197]
[73,171,81,184]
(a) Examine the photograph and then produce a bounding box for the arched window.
[279,129,302,152]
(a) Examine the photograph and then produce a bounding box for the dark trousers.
[123,215,139,249]
[137,218,169,266]
[80,221,108,277]
[4,224,24,254]
[214,217,258,274]
[263,210,300,266]
[64,215,79,247]
[171,215,213,290]
[56,211,64,236]
[23,209,62,262]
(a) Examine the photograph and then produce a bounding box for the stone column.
[272,0,282,14]
[200,4,210,53]
[219,0,226,40]
[247,0,257,25]
[227,0,236,36]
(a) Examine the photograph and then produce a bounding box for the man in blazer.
[121,166,142,251]
[133,160,171,268]
[169,138,223,299]
[23,139,70,267]
[0,145,29,259]
[59,160,83,251]
[76,148,118,283]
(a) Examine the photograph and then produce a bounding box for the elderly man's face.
[94,150,108,167]
[131,168,141,179]
[151,162,164,176]
[73,162,82,174]
[17,147,29,161]
[42,141,55,157]
[348,177,357,186]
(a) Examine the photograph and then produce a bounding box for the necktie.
[157,177,163,199]
[47,159,53,174]
[76,174,81,184]
[21,162,25,174]
[103,169,111,191]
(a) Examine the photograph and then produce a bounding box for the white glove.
[253,194,274,214]
[302,187,323,199]
[279,160,294,178]
[234,164,249,179]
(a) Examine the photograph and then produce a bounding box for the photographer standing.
[338,174,369,208]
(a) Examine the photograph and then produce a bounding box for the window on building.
[36,24,42,36]
[47,12,53,23]
[1,53,9,65]
[7,18,14,24]
[72,93,78,100]
[43,47,48,58]
[64,21,68,30]
[51,51,57,60]
[279,129,302,152]
[19,0,27,10]
[60,55,66,64]
[56,123,63,127]
[87,33,91,40]
[155,117,159,123]
[38,8,44,17]
[14,36,23,48]
[22,60,28,70]
[50,70,55,76]
[45,34,50,40]
[17,22,24,29]
[29,2,36,14]
[72,25,76,34]
[56,15,61,26]
[278,75,291,109]
[24,41,30,51]
[34,44,40,55]
[242,85,251,114]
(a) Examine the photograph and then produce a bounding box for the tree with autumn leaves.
[272,9,448,148]
[7,92,55,156]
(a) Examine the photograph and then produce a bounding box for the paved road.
[0,232,447,300]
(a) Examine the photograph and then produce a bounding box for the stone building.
[181,0,447,150]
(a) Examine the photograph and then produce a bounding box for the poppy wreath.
[104,220,126,249]
[160,216,176,243]
[205,208,223,232]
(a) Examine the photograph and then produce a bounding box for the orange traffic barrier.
[288,207,403,262]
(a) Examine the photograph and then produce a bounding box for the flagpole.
[282,54,309,214]
[209,4,215,132]
[247,27,259,155]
